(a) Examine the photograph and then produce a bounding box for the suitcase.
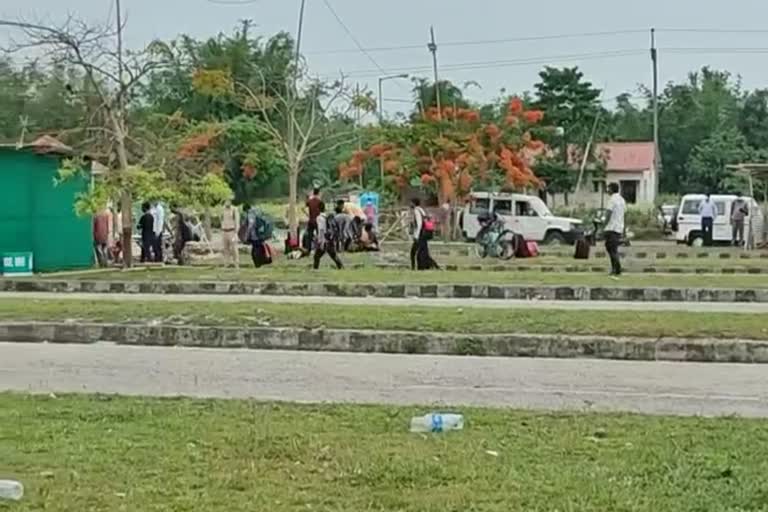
[574,239,590,260]
[526,241,540,257]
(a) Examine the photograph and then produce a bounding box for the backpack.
[420,208,436,239]
[249,215,274,242]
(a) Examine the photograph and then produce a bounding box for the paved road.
[4,291,768,313]
[3,342,768,417]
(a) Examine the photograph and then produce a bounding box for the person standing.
[172,207,192,265]
[93,207,111,267]
[410,198,439,271]
[247,211,271,268]
[150,200,166,263]
[221,199,241,269]
[313,202,344,270]
[305,187,322,248]
[731,192,749,247]
[698,194,717,247]
[604,183,626,278]
[138,202,155,263]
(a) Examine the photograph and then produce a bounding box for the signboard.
[359,192,380,229]
[2,252,34,277]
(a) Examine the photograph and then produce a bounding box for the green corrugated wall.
[0,149,92,272]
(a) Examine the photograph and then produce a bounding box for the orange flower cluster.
[178,132,217,159]
[504,96,544,127]
[241,163,256,179]
[340,99,547,200]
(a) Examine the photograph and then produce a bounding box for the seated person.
[476,209,500,242]
[358,223,380,252]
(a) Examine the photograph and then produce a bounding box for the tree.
[0,15,167,266]
[192,65,359,234]
[657,68,741,193]
[739,89,768,151]
[341,98,545,235]
[686,126,752,192]
[607,92,653,142]
[532,66,605,199]
[412,79,469,116]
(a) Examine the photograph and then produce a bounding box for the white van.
[461,192,583,245]
[675,194,765,246]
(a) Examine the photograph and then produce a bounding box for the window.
[682,200,727,216]
[620,180,638,204]
[470,197,490,214]
[516,201,537,217]
[493,199,513,215]
[715,202,727,216]
[681,200,700,215]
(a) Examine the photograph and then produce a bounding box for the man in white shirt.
[604,183,626,278]
[698,194,717,246]
[150,201,166,263]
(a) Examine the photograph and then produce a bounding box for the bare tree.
[0,14,165,266]
[235,71,361,235]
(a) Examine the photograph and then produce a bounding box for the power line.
[334,49,647,79]
[306,29,648,55]
[320,0,395,76]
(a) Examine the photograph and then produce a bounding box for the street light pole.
[377,73,409,123]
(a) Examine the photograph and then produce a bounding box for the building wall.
[548,169,657,208]
[0,149,92,272]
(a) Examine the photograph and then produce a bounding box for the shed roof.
[0,136,73,156]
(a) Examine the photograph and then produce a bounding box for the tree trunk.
[204,210,213,242]
[112,112,133,268]
[288,167,299,237]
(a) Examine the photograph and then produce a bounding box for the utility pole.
[651,28,661,196]
[428,26,442,119]
[294,0,307,84]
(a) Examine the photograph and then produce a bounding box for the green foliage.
[658,68,741,193]
[686,126,752,192]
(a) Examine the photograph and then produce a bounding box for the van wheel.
[543,231,566,246]
[688,233,704,247]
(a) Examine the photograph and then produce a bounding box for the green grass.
[2,394,768,511]
[6,299,768,339]
[47,265,768,288]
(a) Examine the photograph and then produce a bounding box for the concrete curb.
[2,322,767,363]
[4,279,768,303]
[365,263,768,275]
[382,245,768,260]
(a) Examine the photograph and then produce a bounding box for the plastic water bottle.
[409,413,464,433]
[0,480,23,501]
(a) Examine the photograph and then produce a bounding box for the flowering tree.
[340,97,546,233]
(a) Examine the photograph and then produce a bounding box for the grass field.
[8,299,768,339]
[49,265,768,288]
[2,394,767,512]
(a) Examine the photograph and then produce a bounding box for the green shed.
[0,136,92,273]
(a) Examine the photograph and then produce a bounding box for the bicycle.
[475,220,518,260]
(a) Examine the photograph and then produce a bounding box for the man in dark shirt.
[137,202,155,263]
[305,187,322,248]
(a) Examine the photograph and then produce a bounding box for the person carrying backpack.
[313,201,344,270]
[410,198,439,271]
[248,210,274,268]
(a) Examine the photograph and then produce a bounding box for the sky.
[3,0,768,118]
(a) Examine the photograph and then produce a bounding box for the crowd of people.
[90,188,445,271]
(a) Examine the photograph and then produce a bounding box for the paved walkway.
[4,291,768,313]
[2,343,767,417]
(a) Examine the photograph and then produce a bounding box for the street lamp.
[378,74,409,123]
